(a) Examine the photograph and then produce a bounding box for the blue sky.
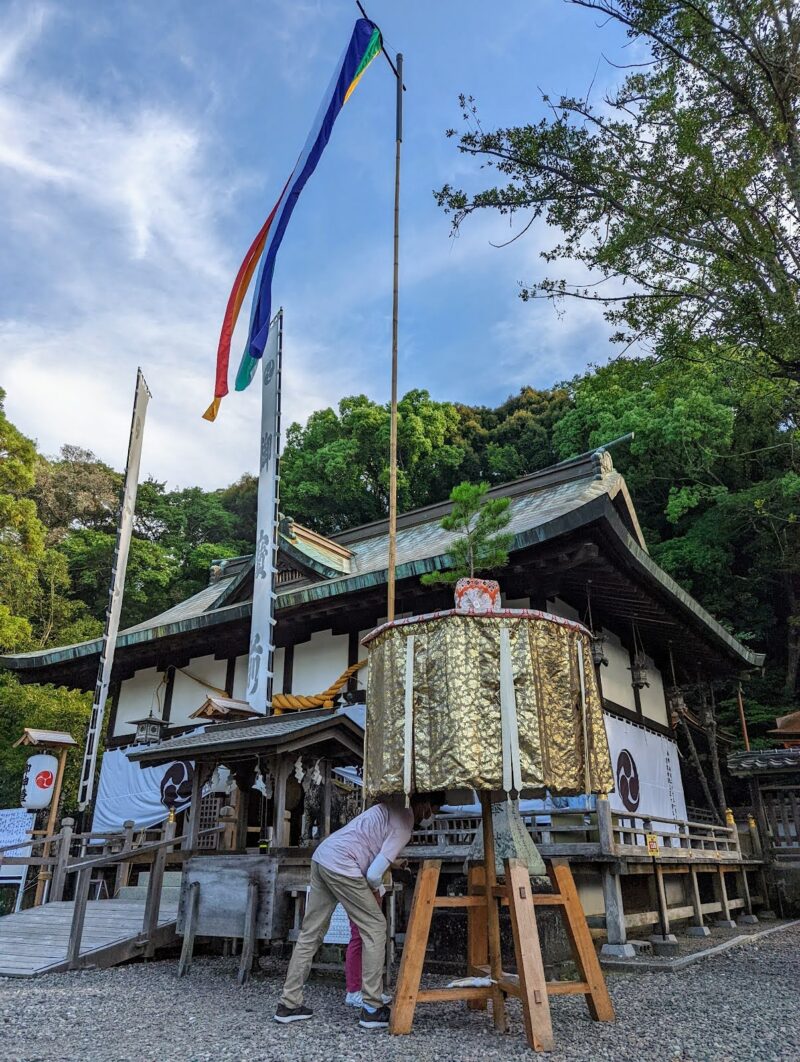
[0,1,633,489]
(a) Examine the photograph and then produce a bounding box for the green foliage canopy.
[437,0,800,386]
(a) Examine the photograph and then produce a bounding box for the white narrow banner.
[247,312,282,712]
[79,369,151,810]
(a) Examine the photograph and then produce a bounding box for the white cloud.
[0,2,49,82]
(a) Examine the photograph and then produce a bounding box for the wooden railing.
[407,799,750,863]
[0,806,236,968]
[760,785,800,855]
[56,810,233,968]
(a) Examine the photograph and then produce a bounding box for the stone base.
[629,939,653,955]
[759,909,777,920]
[648,933,678,944]
[737,914,759,925]
[685,925,711,937]
[714,919,737,929]
[652,938,680,958]
[600,943,636,959]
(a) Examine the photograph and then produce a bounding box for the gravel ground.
[1,923,798,1062]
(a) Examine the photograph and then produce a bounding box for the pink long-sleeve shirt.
[313,803,413,878]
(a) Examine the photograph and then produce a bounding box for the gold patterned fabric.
[364,613,614,798]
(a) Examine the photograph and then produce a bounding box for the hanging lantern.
[132,710,168,745]
[665,686,687,716]
[21,753,59,810]
[590,631,609,668]
[629,652,650,690]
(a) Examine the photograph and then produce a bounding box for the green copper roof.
[0,453,763,677]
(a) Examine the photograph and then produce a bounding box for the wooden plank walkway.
[0,900,179,978]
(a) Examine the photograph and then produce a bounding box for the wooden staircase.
[0,897,179,977]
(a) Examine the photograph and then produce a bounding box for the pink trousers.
[345,919,363,992]
[345,892,383,992]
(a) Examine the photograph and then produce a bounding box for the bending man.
[274,792,443,1030]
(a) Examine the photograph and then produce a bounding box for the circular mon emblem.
[616,749,640,812]
[35,770,54,790]
[160,762,194,808]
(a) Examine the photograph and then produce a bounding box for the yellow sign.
[646,832,660,857]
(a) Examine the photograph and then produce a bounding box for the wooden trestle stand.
[390,793,614,1052]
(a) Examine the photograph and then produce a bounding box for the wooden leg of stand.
[480,793,508,1033]
[549,858,615,1022]
[391,860,441,1035]
[505,859,554,1052]
[466,863,488,1011]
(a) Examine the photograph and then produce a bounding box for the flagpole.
[78,369,151,814]
[355,3,404,622]
[387,50,402,623]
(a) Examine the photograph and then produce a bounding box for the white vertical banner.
[603,713,687,830]
[79,369,151,810]
[247,311,282,712]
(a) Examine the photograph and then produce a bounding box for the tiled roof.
[0,452,764,675]
[728,747,800,776]
[127,705,363,764]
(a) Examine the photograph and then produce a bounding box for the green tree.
[279,390,468,533]
[60,529,181,628]
[421,481,513,585]
[32,445,119,542]
[554,353,799,707]
[0,672,91,812]
[437,0,800,387]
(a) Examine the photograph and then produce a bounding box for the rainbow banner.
[204,18,382,421]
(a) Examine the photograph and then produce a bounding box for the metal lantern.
[665,686,687,716]
[629,652,650,690]
[133,710,168,745]
[590,631,609,668]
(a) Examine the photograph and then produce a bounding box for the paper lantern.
[363,607,614,799]
[21,754,59,810]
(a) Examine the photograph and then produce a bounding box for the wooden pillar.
[321,761,332,839]
[273,759,289,847]
[34,746,69,906]
[596,793,614,855]
[466,863,488,1011]
[653,863,671,936]
[600,866,627,945]
[689,867,704,926]
[480,792,508,1033]
[50,817,74,903]
[114,820,136,896]
[714,867,735,926]
[183,763,204,852]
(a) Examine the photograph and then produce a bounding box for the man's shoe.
[274,1003,313,1024]
[358,1004,390,1029]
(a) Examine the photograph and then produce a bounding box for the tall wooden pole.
[387,52,403,622]
[737,682,751,752]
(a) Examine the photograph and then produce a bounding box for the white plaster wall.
[232,648,284,700]
[169,655,227,726]
[546,597,581,622]
[292,630,349,696]
[599,629,638,713]
[637,653,668,727]
[113,667,163,737]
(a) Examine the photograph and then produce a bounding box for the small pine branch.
[421,481,512,586]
